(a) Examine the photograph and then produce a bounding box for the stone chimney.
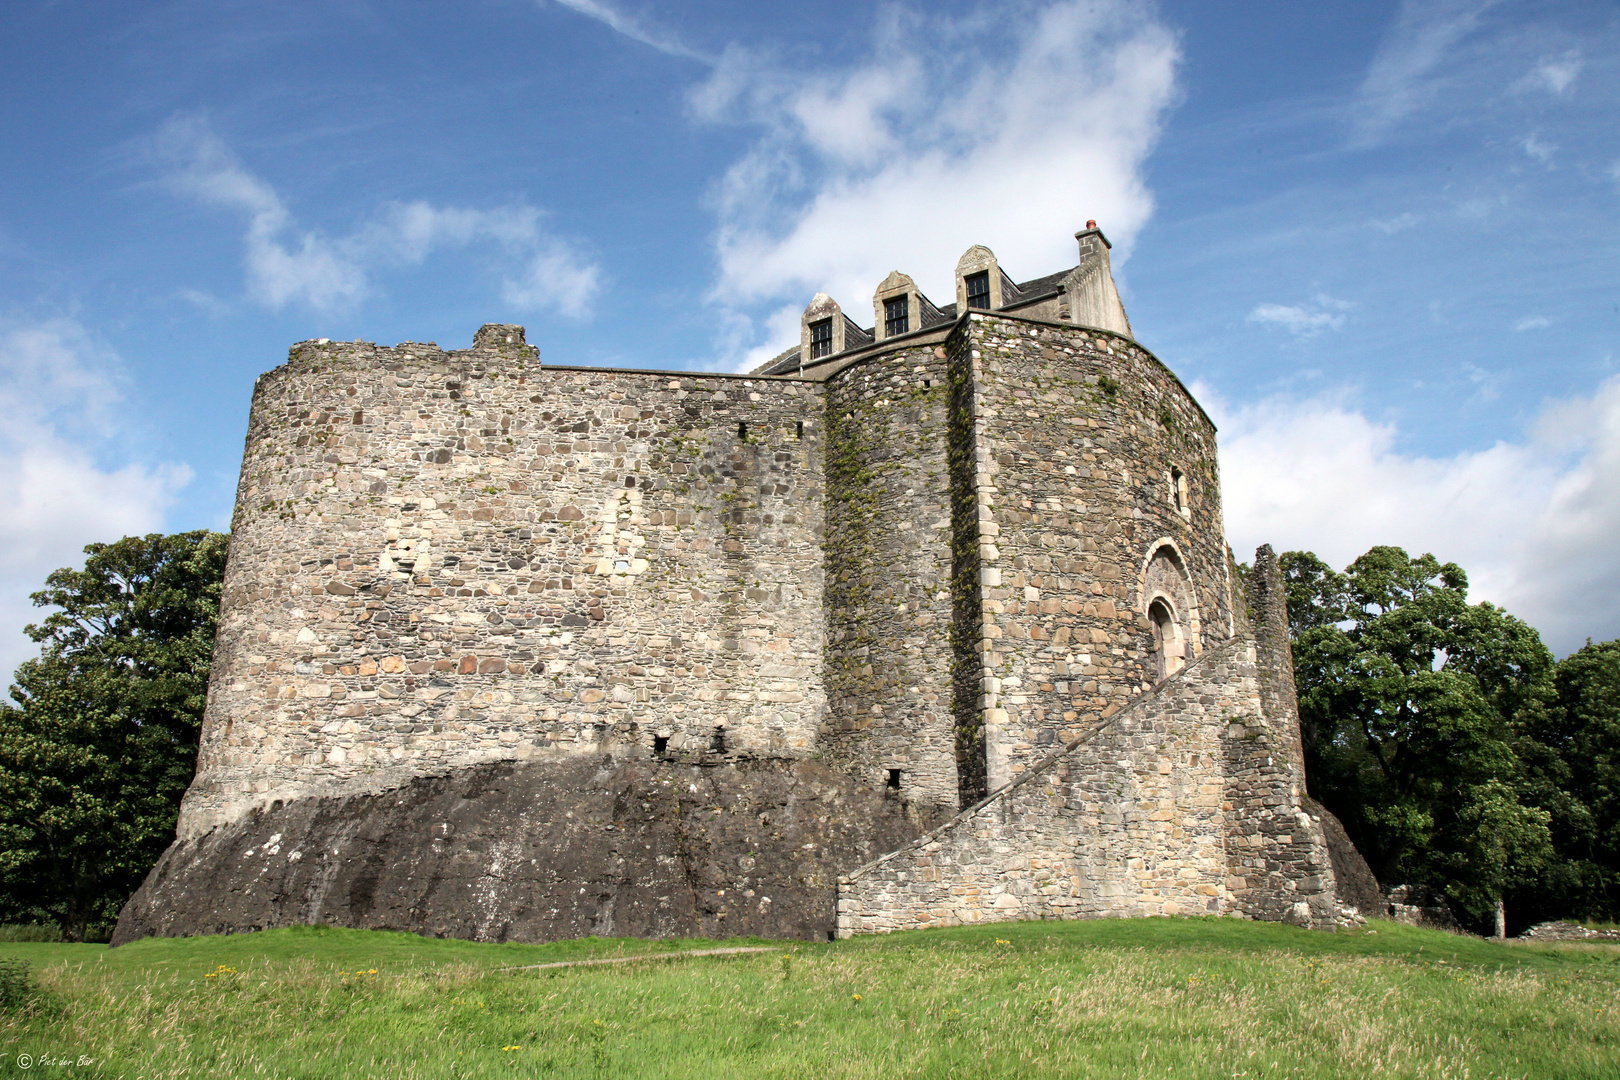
[1063,222,1133,339]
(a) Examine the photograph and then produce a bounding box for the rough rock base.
[113,756,933,946]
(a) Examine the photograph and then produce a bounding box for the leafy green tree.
[1281,546,1555,929]
[0,531,228,940]
[1514,638,1620,922]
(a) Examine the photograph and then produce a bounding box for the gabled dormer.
[801,292,845,361]
[872,271,917,341]
[954,245,1006,313]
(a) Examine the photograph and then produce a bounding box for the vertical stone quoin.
[121,227,1368,946]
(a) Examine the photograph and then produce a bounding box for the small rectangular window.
[886,768,902,790]
[884,296,910,337]
[809,318,833,359]
[965,272,991,310]
[653,735,669,756]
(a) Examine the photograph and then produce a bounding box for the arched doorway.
[1148,597,1185,681]
[1140,539,1201,683]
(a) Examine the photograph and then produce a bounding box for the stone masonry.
[117,227,1353,945]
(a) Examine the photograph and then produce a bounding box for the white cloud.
[1370,212,1421,235]
[545,0,712,62]
[1514,315,1551,331]
[358,202,601,318]
[1247,294,1353,337]
[1353,0,1502,141]
[1207,380,1620,655]
[1513,50,1583,96]
[501,244,603,319]
[1521,133,1556,163]
[0,320,191,682]
[156,116,365,311]
[692,0,1180,371]
[155,117,601,317]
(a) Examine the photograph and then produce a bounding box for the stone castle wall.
[836,627,1338,936]
[128,307,1349,945]
[819,344,957,811]
[949,315,1233,791]
[837,640,1254,935]
[181,329,828,837]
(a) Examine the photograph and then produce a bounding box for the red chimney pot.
[1086,219,1097,229]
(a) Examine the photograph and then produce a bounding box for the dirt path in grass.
[498,946,777,972]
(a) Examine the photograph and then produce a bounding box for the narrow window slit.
[886,768,902,790]
[795,420,804,439]
[653,735,669,756]
[738,421,747,438]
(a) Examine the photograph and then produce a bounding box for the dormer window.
[965,271,991,310]
[809,318,834,359]
[884,296,910,337]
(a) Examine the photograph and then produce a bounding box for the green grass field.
[1,918,1615,1079]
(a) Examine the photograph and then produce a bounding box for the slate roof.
[748,261,1083,377]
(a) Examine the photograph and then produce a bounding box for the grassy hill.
[1,917,1615,1078]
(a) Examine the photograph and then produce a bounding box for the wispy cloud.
[692,0,1180,371]
[354,201,601,318]
[545,0,712,63]
[1521,132,1556,163]
[1370,212,1421,235]
[1353,0,1503,142]
[0,319,191,680]
[156,116,366,310]
[1208,377,1620,655]
[1514,315,1551,332]
[154,117,601,317]
[1513,50,1583,96]
[1247,294,1354,337]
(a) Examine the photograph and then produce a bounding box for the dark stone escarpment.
[113,757,932,946]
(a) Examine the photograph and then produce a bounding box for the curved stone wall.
[181,333,827,838]
[952,314,1233,787]
[819,343,958,812]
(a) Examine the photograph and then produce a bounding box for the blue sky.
[1,0,1616,672]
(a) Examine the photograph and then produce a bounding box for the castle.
[113,225,1366,946]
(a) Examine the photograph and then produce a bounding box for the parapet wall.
[181,333,828,837]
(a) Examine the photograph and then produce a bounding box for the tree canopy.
[0,531,228,940]
[1283,545,1617,930]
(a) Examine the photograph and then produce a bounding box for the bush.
[0,923,61,942]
